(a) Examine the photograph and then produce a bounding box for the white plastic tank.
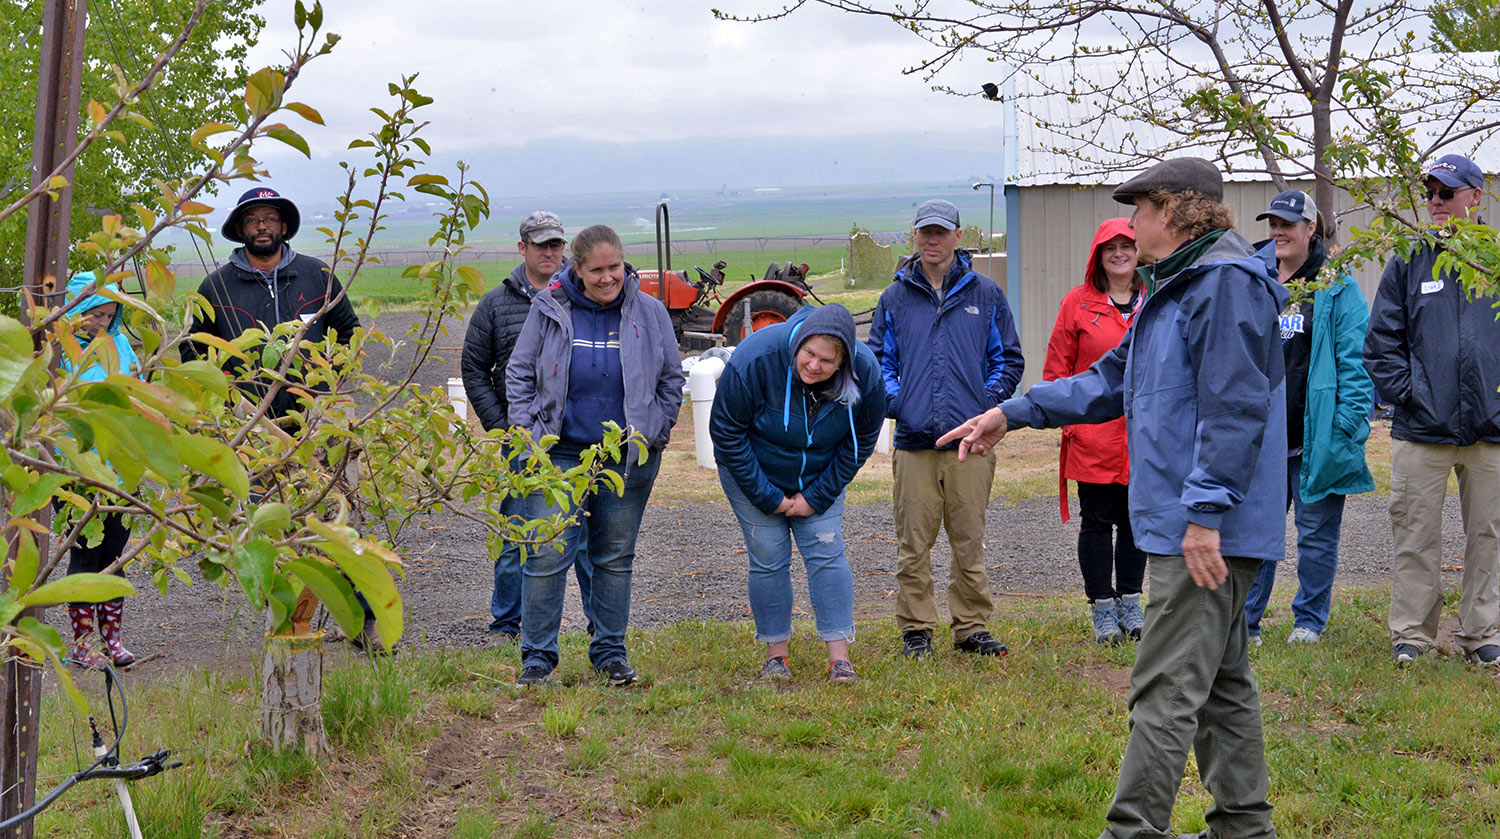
[689,356,726,468]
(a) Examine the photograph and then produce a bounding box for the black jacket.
[461,264,547,431]
[1364,235,1500,445]
[183,247,361,418]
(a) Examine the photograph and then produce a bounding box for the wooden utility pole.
[2,0,87,835]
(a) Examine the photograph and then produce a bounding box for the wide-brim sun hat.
[221,186,301,244]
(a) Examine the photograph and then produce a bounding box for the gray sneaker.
[1287,627,1321,644]
[1466,644,1500,667]
[1392,643,1422,664]
[1091,598,1124,645]
[757,655,791,681]
[827,659,858,683]
[1115,594,1145,640]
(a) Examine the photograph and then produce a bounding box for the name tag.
[300,312,317,324]
[1421,278,1444,294]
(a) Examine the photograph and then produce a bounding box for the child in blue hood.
[710,304,885,683]
[60,271,141,668]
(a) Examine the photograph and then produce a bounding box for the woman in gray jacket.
[507,224,685,687]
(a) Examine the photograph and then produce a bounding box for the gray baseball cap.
[519,210,566,244]
[1112,158,1224,204]
[913,199,960,230]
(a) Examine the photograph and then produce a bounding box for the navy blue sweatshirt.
[559,270,626,448]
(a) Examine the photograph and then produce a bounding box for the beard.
[246,232,285,259]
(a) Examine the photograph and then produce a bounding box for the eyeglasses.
[242,215,283,228]
[527,240,566,251]
[1425,186,1474,202]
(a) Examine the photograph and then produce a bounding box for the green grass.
[31,588,1500,838]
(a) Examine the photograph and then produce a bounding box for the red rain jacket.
[1041,218,1139,521]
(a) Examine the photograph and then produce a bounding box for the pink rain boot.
[67,605,108,669]
[95,598,136,667]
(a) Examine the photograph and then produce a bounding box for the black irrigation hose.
[0,662,177,831]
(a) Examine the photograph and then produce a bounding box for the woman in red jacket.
[1042,218,1146,644]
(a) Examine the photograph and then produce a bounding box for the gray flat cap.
[1112,158,1224,204]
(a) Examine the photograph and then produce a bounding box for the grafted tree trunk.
[260,589,327,758]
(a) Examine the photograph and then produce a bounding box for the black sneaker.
[597,660,638,686]
[516,665,553,686]
[955,630,1008,657]
[1391,643,1423,665]
[901,630,933,660]
[1467,644,1500,667]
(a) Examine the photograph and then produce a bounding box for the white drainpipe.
[689,356,726,468]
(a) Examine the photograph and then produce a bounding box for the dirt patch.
[1068,662,1132,701]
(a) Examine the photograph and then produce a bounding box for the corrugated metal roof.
[1009,53,1500,187]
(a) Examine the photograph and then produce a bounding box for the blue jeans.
[1244,453,1347,635]
[490,493,593,634]
[521,449,660,671]
[719,467,856,643]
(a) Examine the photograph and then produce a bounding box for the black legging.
[65,511,129,607]
[1076,481,1146,602]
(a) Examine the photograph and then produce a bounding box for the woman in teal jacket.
[60,272,142,668]
[1244,191,1375,644]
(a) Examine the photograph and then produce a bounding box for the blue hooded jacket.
[867,249,1024,450]
[1001,231,1290,561]
[64,272,139,382]
[710,305,886,515]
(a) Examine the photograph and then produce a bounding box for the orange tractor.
[635,202,820,349]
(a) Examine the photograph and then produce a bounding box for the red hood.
[1085,217,1136,284]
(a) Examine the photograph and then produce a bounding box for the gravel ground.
[55,309,1475,673]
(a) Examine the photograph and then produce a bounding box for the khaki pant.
[1388,439,1500,652]
[892,448,996,640]
[1102,556,1275,839]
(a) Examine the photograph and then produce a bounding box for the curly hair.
[1147,189,1236,240]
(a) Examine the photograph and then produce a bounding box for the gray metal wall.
[1008,181,1500,390]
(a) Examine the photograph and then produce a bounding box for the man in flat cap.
[460,210,593,645]
[1364,153,1500,667]
[867,199,1023,661]
[939,158,1285,838]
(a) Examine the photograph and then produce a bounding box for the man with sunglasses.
[461,211,593,645]
[1364,153,1500,667]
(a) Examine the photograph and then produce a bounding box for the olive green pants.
[1101,555,1276,839]
[892,448,996,641]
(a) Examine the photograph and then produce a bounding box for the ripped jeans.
[719,466,856,643]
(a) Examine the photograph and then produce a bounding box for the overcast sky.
[238,0,1007,197]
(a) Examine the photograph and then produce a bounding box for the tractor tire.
[723,290,804,346]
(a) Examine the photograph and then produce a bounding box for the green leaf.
[284,101,325,125]
[164,360,232,400]
[406,173,448,186]
[0,592,23,628]
[8,531,38,594]
[188,488,232,521]
[170,435,248,499]
[63,417,95,450]
[284,557,362,639]
[11,474,69,518]
[189,122,236,148]
[267,574,296,632]
[306,519,402,650]
[17,617,64,658]
[233,539,276,609]
[251,502,292,536]
[20,573,135,607]
[266,125,310,158]
[0,316,37,401]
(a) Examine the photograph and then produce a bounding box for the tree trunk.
[260,590,327,759]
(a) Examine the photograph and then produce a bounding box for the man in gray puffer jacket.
[460,210,590,643]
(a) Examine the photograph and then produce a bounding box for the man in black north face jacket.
[184,186,360,420]
[1364,153,1500,667]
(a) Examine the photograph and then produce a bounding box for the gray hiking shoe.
[827,659,858,683]
[1091,598,1124,645]
[757,655,792,681]
[1116,593,1145,640]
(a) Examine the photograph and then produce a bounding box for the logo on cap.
[255,189,277,199]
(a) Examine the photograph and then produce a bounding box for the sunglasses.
[1425,186,1473,202]
[527,240,566,251]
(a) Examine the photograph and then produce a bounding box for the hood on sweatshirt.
[787,303,861,406]
[1085,218,1137,289]
[65,271,125,335]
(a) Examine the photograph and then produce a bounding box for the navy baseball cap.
[222,186,301,244]
[913,199,960,230]
[1256,190,1318,224]
[1426,154,1485,190]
